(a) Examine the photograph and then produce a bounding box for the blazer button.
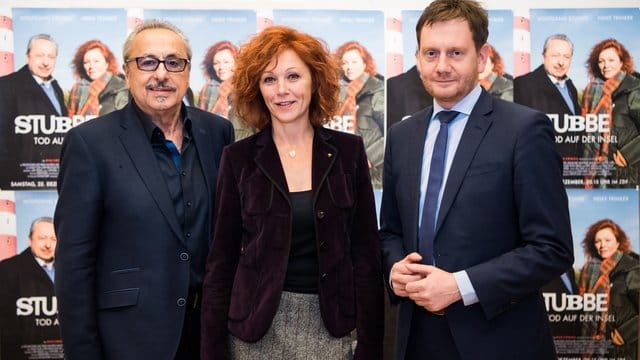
[180,252,189,261]
[177,298,186,307]
[321,273,328,280]
[319,241,326,249]
[316,210,325,219]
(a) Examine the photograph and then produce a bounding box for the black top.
[283,190,319,293]
[138,102,208,288]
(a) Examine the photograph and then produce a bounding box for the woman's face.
[594,227,620,259]
[259,49,312,127]
[341,49,366,81]
[598,47,623,80]
[479,56,494,80]
[213,48,235,81]
[83,48,109,81]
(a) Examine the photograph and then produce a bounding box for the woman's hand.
[611,328,625,345]
[613,150,628,167]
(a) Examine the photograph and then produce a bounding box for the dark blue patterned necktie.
[418,110,459,265]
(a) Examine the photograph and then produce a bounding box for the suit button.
[177,298,186,307]
[181,171,187,177]
[185,232,191,238]
[321,273,328,280]
[180,252,189,261]
[316,210,325,219]
[319,241,326,249]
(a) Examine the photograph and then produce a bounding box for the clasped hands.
[390,252,462,313]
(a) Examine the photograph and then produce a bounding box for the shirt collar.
[431,84,482,121]
[33,74,54,87]
[546,73,567,87]
[33,254,54,268]
[134,100,192,142]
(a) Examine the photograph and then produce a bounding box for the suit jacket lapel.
[437,92,493,232]
[407,108,433,250]
[190,111,216,201]
[118,104,185,242]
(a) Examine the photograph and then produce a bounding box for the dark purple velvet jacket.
[200,126,384,359]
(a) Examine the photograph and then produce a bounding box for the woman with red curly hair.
[581,38,640,189]
[198,40,254,141]
[200,25,383,359]
[333,41,384,188]
[67,39,128,117]
[578,218,639,360]
[478,43,513,101]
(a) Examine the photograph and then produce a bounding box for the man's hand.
[390,252,425,297]
[404,264,462,313]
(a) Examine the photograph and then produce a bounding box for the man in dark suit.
[54,19,233,360]
[0,34,67,190]
[0,217,62,359]
[386,65,433,129]
[514,34,581,162]
[379,1,574,359]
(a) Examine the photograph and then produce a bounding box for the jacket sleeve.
[466,112,574,319]
[200,146,241,360]
[54,128,104,360]
[350,137,384,359]
[618,86,640,167]
[616,264,640,344]
[378,124,409,304]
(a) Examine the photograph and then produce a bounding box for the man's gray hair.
[122,19,192,61]
[29,216,54,239]
[26,34,58,55]
[543,34,573,55]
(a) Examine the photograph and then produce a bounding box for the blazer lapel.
[254,127,289,199]
[437,92,493,231]
[118,104,185,242]
[311,128,338,202]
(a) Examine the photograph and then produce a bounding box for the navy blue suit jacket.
[54,102,233,359]
[379,90,574,359]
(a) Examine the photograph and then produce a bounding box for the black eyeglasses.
[125,56,190,72]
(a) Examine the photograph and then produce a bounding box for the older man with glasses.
[54,19,234,360]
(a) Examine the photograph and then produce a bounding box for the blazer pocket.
[328,173,354,208]
[97,288,140,309]
[465,162,502,177]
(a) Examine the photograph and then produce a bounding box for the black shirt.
[136,102,209,288]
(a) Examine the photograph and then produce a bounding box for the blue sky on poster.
[401,9,514,76]
[273,9,385,77]
[529,8,639,91]
[567,188,640,269]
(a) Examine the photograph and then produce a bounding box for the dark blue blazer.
[54,102,233,360]
[379,90,574,359]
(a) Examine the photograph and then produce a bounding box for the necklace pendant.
[288,149,297,158]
